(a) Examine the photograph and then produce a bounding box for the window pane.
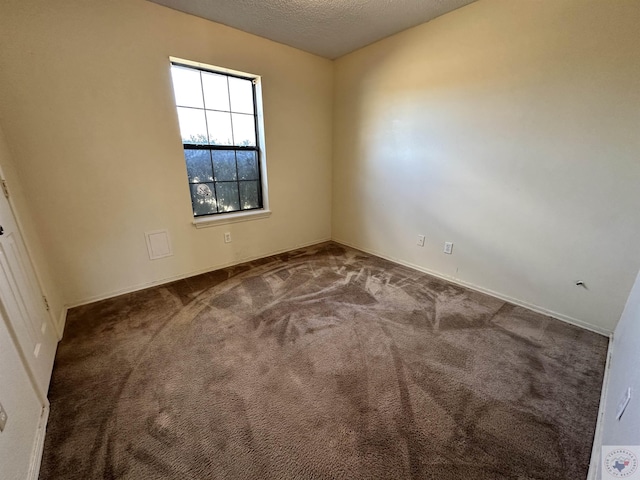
[231,114,256,147]
[177,107,208,144]
[236,150,259,180]
[228,76,254,114]
[212,150,237,181]
[171,66,204,109]
[215,182,240,212]
[184,149,213,183]
[190,183,217,216]
[202,72,230,111]
[206,110,233,145]
[171,63,264,218]
[239,181,260,210]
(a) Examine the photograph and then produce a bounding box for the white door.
[0,311,47,480]
[0,182,57,399]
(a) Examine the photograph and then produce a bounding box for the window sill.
[192,209,272,229]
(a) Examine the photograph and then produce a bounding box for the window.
[169,59,267,222]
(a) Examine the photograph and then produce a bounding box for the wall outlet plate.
[0,401,7,432]
[417,235,425,247]
[444,242,454,254]
[224,232,232,243]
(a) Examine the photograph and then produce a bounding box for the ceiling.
[147,0,477,59]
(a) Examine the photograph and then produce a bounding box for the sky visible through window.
[171,65,256,147]
[170,63,262,216]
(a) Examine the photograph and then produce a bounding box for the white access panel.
[145,229,173,260]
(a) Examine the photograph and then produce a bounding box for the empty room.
[0,0,639,479]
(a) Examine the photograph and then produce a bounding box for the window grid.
[171,62,263,217]
[184,148,262,215]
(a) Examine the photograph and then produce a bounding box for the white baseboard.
[332,238,612,337]
[28,401,49,480]
[587,336,614,480]
[66,237,332,309]
[66,236,612,337]
[55,306,68,340]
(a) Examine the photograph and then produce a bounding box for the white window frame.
[169,57,271,228]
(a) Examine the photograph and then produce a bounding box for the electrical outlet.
[0,401,7,432]
[417,235,425,247]
[444,242,453,254]
[224,232,231,243]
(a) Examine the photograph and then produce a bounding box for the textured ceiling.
[147,0,477,59]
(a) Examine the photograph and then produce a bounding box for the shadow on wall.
[332,0,640,332]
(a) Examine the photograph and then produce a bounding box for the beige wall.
[333,0,640,333]
[1,0,638,334]
[0,0,333,306]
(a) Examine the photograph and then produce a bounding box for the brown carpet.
[40,242,607,480]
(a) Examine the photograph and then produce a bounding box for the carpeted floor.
[40,242,607,480]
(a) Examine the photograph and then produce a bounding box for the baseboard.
[586,335,614,480]
[332,238,612,337]
[66,237,332,309]
[65,235,612,337]
[27,401,49,480]
[55,306,68,340]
